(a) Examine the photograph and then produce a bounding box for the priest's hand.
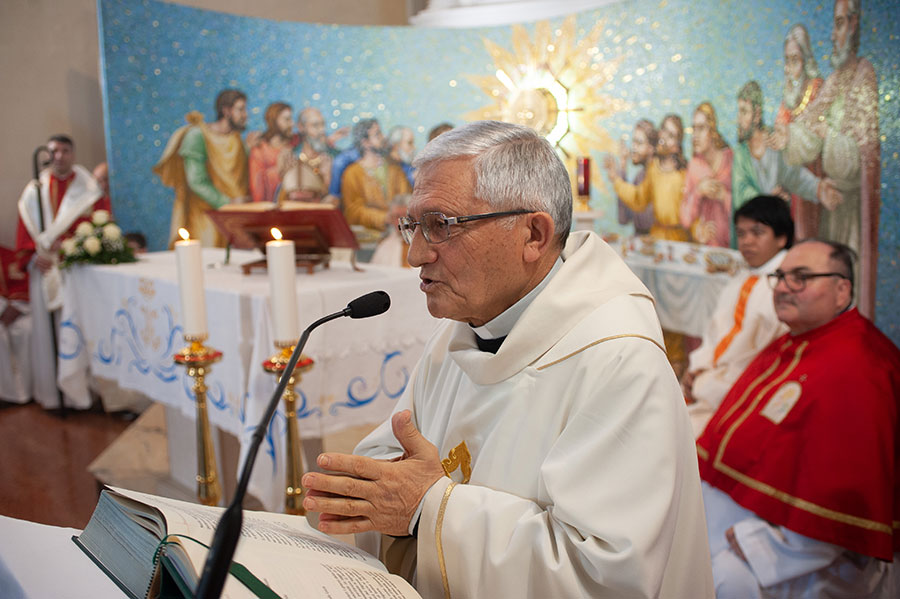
[301,410,445,536]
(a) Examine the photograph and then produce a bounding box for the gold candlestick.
[174,335,223,507]
[263,342,315,515]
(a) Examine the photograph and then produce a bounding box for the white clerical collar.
[472,257,563,340]
[751,249,787,275]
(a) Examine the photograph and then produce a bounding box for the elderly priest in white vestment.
[301,120,714,598]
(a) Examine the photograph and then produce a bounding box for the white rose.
[92,210,110,226]
[61,238,78,256]
[83,236,102,256]
[102,223,122,241]
[75,221,94,237]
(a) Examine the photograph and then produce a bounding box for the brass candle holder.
[263,341,315,515]
[174,335,223,507]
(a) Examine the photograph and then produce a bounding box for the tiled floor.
[0,401,131,529]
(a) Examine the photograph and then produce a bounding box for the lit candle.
[577,157,591,196]
[266,228,299,344]
[174,228,208,338]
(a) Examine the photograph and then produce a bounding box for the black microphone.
[194,290,391,599]
[346,289,390,319]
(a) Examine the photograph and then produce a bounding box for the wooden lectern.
[208,202,360,274]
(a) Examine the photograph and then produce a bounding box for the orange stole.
[712,275,759,367]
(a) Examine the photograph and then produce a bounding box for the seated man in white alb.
[682,195,793,436]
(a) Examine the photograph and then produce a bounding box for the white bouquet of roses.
[59,209,137,269]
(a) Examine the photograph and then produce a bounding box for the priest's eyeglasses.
[398,210,534,245]
[766,269,849,291]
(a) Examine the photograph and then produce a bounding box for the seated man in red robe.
[697,239,900,598]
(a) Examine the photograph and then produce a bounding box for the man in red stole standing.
[16,134,109,409]
[697,239,900,598]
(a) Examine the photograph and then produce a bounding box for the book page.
[109,487,421,599]
[112,488,381,569]
[219,560,419,599]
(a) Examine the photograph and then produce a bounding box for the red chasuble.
[697,308,900,560]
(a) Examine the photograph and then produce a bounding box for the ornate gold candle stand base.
[263,342,315,515]
[174,337,224,507]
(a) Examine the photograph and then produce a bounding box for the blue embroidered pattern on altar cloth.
[58,319,85,360]
[99,302,180,382]
[58,299,181,386]
[330,351,409,415]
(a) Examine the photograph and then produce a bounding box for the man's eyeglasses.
[766,269,849,292]
[397,210,534,244]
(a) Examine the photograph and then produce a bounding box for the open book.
[73,487,420,599]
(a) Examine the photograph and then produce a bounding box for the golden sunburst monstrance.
[465,16,630,161]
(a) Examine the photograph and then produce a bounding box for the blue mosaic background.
[99,0,899,344]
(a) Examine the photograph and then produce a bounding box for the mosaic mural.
[98,0,899,342]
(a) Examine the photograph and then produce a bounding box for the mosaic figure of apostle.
[774,0,881,317]
[154,88,251,247]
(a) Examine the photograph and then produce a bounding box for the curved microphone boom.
[195,290,391,599]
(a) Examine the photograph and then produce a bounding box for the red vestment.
[697,308,900,560]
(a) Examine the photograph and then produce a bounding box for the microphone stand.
[31,145,67,415]
[194,308,353,599]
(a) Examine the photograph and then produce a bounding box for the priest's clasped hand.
[301,410,445,537]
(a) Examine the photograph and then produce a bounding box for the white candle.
[266,230,299,344]
[174,230,208,338]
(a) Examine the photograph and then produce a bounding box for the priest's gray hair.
[413,120,572,247]
[784,24,820,80]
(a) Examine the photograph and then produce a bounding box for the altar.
[614,236,745,337]
[57,249,437,510]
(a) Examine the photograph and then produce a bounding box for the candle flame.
[271,227,283,241]
[178,228,190,241]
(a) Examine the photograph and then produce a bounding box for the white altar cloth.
[0,515,126,598]
[615,237,745,337]
[57,249,436,509]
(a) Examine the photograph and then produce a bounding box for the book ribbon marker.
[154,534,280,599]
